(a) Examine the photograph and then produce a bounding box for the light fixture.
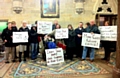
[13,0,23,14]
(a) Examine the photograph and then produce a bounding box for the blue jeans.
[31,43,38,59]
[82,47,95,60]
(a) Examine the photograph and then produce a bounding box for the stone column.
[112,0,120,78]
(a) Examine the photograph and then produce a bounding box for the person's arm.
[48,30,55,36]
[1,29,6,42]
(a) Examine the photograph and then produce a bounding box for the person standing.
[18,21,29,62]
[64,24,76,60]
[82,20,100,62]
[11,21,18,59]
[101,21,116,61]
[29,24,39,60]
[1,22,15,63]
[75,22,84,58]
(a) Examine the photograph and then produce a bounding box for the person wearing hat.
[29,24,38,60]
[18,21,30,62]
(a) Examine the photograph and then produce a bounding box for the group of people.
[1,20,116,63]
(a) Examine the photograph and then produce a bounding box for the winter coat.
[85,25,100,34]
[75,27,85,45]
[64,29,76,48]
[19,26,30,45]
[29,27,38,43]
[11,26,18,46]
[1,27,13,47]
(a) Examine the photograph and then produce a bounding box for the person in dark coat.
[29,24,39,60]
[18,21,30,62]
[52,20,58,30]
[101,21,116,61]
[1,22,15,63]
[82,20,100,62]
[64,24,76,60]
[11,21,18,59]
[75,22,85,58]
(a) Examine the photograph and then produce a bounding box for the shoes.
[101,58,106,60]
[82,59,85,61]
[90,60,94,62]
[12,60,16,62]
[23,59,26,62]
[5,61,9,63]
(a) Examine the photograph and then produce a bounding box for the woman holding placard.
[64,24,76,60]
[101,21,116,62]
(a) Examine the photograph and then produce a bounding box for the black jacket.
[64,29,76,48]
[1,27,13,47]
[19,26,30,45]
[29,27,38,43]
[75,27,85,45]
[12,26,18,46]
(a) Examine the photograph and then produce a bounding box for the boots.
[24,51,27,62]
[19,52,22,62]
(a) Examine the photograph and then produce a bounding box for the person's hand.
[11,36,13,38]
[91,32,94,34]
[78,34,82,37]
[4,40,7,43]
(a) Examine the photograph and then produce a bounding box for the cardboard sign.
[45,48,64,65]
[37,21,52,34]
[99,26,117,41]
[13,32,28,43]
[82,32,101,48]
[55,28,68,39]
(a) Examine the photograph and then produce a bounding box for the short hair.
[79,22,83,25]
[11,21,16,24]
[35,21,38,24]
[86,22,90,26]
[7,22,12,25]
[104,21,109,25]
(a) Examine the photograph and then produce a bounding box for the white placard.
[13,32,28,43]
[82,32,101,48]
[45,48,64,65]
[37,21,52,34]
[55,28,68,39]
[99,26,117,41]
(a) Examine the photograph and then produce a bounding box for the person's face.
[33,27,36,31]
[12,24,16,27]
[90,21,95,26]
[79,23,83,28]
[8,23,12,29]
[23,22,27,27]
[54,20,58,25]
[68,26,72,30]
[105,22,109,26]
[56,25,60,29]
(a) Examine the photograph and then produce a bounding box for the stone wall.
[0,0,117,28]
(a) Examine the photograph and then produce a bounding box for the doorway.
[95,14,117,26]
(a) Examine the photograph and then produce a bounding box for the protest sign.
[45,48,64,65]
[82,32,101,48]
[13,32,28,43]
[99,26,117,41]
[37,21,52,34]
[55,28,68,39]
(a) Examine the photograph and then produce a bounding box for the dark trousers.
[66,47,75,60]
[76,44,83,58]
[14,47,17,58]
[103,46,111,61]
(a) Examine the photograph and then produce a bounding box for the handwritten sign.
[37,21,52,34]
[82,32,101,48]
[45,48,64,65]
[99,26,117,41]
[55,28,68,39]
[13,32,28,43]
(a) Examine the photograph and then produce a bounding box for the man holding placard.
[82,20,100,62]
